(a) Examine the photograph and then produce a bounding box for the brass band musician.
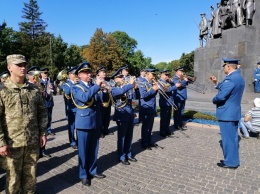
[159,69,181,137]
[138,69,159,150]
[110,68,137,165]
[172,67,189,131]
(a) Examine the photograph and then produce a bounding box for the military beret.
[6,54,27,65]
[75,62,92,75]
[0,71,10,79]
[27,66,41,75]
[96,66,106,75]
[222,58,240,67]
[175,67,184,71]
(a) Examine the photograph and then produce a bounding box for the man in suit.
[60,66,78,149]
[159,70,181,137]
[71,62,106,186]
[172,67,189,131]
[138,69,159,150]
[210,58,245,169]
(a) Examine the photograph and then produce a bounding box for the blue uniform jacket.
[61,80,77,113]
[71,81,100,129]
[172,75,188,101]
[254,67,260,80]
[159,78,177,107]
[213,70,245,121]
[111,84,135,122]
[139,78,158,114]
[40,78,55,107]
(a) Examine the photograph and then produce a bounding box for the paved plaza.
[0,95,260,194]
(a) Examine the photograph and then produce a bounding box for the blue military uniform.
[213,58,245,168]
[60,66,78,148]
[159,70,178,137]
[111,69,136,164]
[40,67,55,135]
[71,62,105,183]
[172,67,188,130]
[253,62,260,92]
[95,66,113,138]
[139,69,158,149]
[136,68,146,123]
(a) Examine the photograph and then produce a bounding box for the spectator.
[239,98,260,139]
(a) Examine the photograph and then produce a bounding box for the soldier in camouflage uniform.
[0,54,48,194]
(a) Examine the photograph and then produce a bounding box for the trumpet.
[152,78,178,110]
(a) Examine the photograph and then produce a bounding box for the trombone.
[152,78,178,110]
[180,74,207,94]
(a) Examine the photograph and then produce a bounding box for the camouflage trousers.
[4,146,39,194]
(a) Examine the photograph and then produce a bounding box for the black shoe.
[148,143,157,147]
[181,126,188,131]
[120,160,130,165]
[40,153,51,158]
[217,163,238,169]
[71,145,77,149]
[220,160,224,164]
[47,132,56,136]
[100,134,105,138]
[159,134,167,138]
[127,157,137,162]
[81,178,91,186]
[142,146,152,150]
[92,173,106,179]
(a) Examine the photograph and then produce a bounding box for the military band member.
[139,69,159,150]
[27,66,41,85]
[95,66,113,138]
[0,70,10,82]
[71,62,106,186]
[159,70,181,137]
[172,67,189,131]
[40,67,56,136]
[0,54,48,193]
[60,66,78,149]
[111,69,137,165]
[136,68,146,123]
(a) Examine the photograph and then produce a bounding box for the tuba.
[57,70,68,83]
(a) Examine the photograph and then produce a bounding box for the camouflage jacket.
[0,78,48,147]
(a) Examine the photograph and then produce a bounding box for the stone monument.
[194,0,259,92]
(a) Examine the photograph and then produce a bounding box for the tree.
[179,51,194,75]
[64,44,84,68]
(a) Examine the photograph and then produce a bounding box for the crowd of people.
[0,54,259,193]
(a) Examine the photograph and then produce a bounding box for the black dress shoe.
[71,145,78,149]
[220,160,224,164]
[217,163,238,169]
[47,132,56,136]
[92,173,106,179]
[81,178,91,186]
[142,146,152,150]
[181,126,188,131]
[148,143,157,147]
[120,160,130,165]
[127,157,137,162]
[159,134,167,138]
[40,153,51,158]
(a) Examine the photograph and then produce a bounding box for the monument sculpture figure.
[210,3,222,39]
[199,13,208,47]
[231,0,245,26]
[242,0,255,26]
[219,0,237,29]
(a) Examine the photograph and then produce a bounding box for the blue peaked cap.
[75,62,92,75]
[222,58,240,66]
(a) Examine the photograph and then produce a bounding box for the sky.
[0,0,220,64]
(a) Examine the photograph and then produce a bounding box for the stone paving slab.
[1,95,260,194]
